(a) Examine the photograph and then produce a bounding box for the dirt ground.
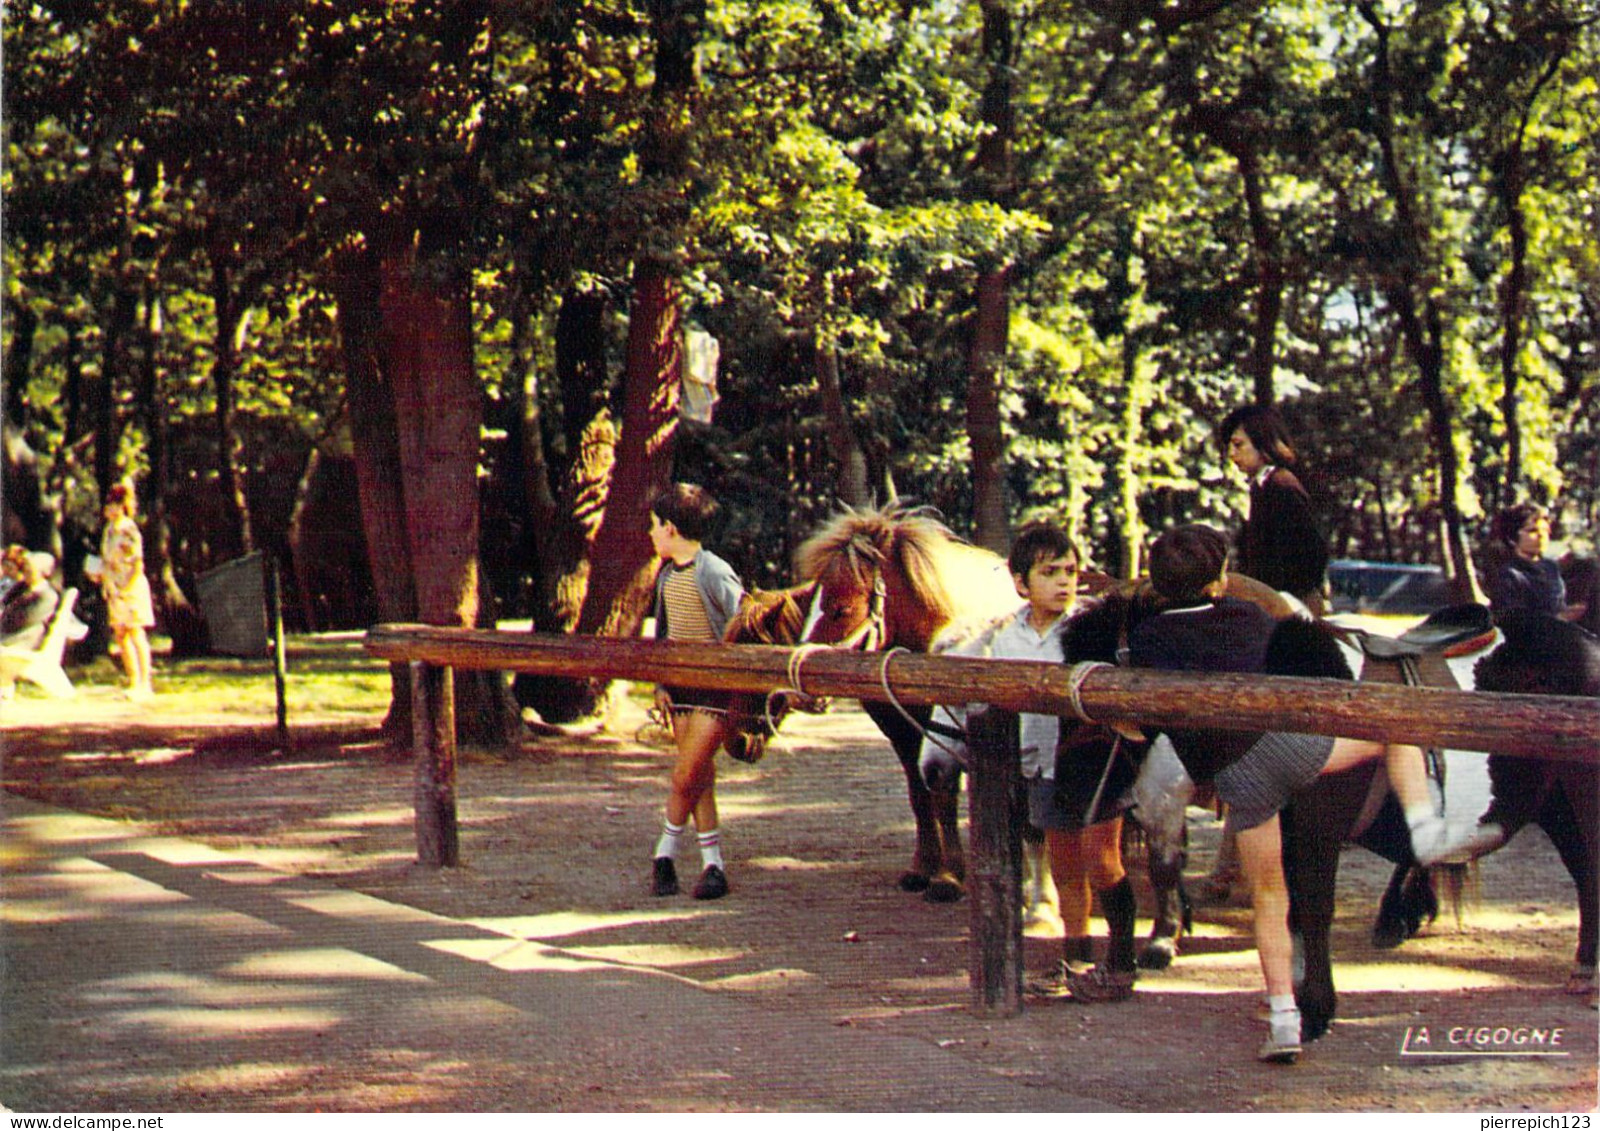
[2,678,1596,1113]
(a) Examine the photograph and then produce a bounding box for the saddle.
[1338,604,1498,840]
[1349,604,1496,660]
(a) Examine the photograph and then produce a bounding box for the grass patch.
[62,632,392,719]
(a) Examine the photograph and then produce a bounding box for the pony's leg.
[1129,737,1194,969]
[1281,768,1373,1043]
[1370,863,1438,950]
[867,703,965,900]
[1540,771,1599,990]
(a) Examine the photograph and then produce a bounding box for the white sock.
[698,827,724,870]
[655,820,686,860]
[1404,803,1441,829]
[1405,807,1453,863]
[1267,996,1300,1040]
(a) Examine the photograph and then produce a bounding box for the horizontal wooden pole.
[364,626,1598,764]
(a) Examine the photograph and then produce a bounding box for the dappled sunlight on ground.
[4,648,1594,1112]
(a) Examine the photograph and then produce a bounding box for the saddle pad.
[1359,604,1493,658]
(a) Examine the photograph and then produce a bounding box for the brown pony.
[726,504,1021,900]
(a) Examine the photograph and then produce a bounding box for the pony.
[726,503,1022,901]
[1025,593,1594,1039]
[1466,611,1598,999]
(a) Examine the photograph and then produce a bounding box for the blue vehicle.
[1326,559,1453,615]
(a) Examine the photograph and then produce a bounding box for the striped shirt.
[661,563,716,642]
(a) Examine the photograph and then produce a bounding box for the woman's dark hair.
[650,483,720,543]
[1218,404,1298,467]
[1490,502,1549,549]
[1148,524,1230,603]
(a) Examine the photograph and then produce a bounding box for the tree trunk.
[335,250,417,739]
[968,269,1011,554]
[541,284,615,631]
[814,339,871,508]
[575,263,683,644]
[378,242,519,747]
[1,303,55,552]
[1238,149,1282,406]
[209,257,254,560]
[966,0,1015,556]
[135,283,208,656]
[1115,334,1146,580]
[1359,2,1480,603]
[511,286,619,722]
[96,285,137,501]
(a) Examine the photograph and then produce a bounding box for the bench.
[0,587,81,699]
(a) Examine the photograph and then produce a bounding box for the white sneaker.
[1408,815,1459,866]
[1258,1008,1302,1064]
[1439,821,1506,865]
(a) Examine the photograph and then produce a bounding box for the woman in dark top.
[1218,404,1329,614]
[1483,503,1570,621]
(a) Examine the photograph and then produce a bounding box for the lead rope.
[875,646,972,768]
[1064,660,1121,825]
[764,643,834,736]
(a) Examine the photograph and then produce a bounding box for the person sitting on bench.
[1,545,59,651]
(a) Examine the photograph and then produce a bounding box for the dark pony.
[1219,609,1596,1038]
[1470,611,1599,998]
[726,503,1021,901]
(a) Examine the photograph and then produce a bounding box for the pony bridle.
[801,570,888,653]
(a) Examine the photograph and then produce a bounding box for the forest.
[3,0,1596,737]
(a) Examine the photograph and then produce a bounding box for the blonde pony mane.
[795,503,1015,632]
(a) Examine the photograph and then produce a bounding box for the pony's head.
[795,503,993,652]
[726,583,815,647]
[1475,611,1600,698]
[716,583,819,762]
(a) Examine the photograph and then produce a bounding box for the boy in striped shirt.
[647,484,747,900]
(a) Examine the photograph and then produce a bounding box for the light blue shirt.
[929,601,1086,779]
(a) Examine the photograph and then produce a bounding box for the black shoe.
[692,864,729,900]
[652,856,679,897]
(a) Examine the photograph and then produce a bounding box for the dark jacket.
[1240,466,1328,600]
[1126,597,1277,783]
[1485,555,1566,621]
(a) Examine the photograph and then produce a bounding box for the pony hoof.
[898,873,932,894]
[1299,1010,1332,1043]
[1564,966,1597,996]
[923,875,965,904]
[1370,921,1409,951]
[1137,940,1176,970]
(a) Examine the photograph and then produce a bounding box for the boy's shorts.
[1027,772,1127,831]
[1215,731,1336,832]
[661,686,736,717]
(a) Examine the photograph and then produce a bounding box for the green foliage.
[5,0,1597,614]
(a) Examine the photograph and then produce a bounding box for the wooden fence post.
[411,660,459,867]
[966,706,1024,1017]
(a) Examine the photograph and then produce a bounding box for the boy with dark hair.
[647,483,747,900]
[1128,523,1471,1062]
[924,520,1141,1003]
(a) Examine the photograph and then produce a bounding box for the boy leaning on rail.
[1126,523,1478,1063]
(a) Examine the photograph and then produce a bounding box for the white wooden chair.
[0,587,80,699]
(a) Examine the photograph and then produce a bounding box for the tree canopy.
[5,0,1596,683]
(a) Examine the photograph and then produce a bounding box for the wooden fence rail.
[364,624,1598,1016]
[366,626,1595,761]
